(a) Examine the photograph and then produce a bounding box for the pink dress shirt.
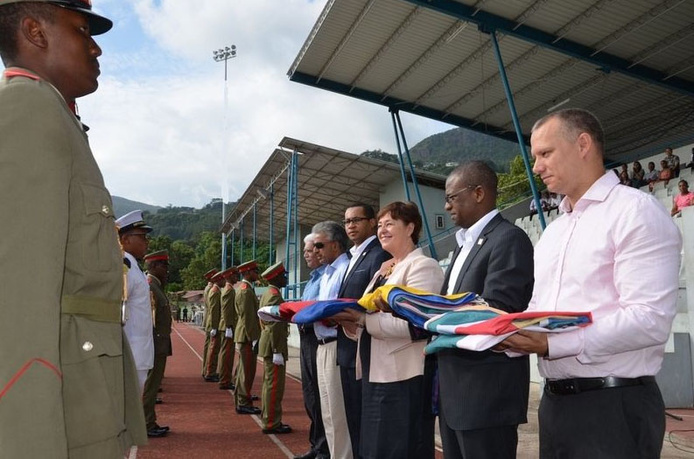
[529,172,681,379]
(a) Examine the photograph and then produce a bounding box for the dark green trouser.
[261,357,286,430]
[201,332,210,376]
[143,353,168,429]
[217,336,236,386]
[234,342,256,407]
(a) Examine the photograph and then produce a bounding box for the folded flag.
[423,309,592,353]
[291,299,361,324]
[358,285,485,328]
[256,300,315,323]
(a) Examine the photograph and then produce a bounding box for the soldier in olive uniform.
[0,1,147,456]
[204,271,224,381]
[218,266,240,390]
[143,250,173,437]
[259,262,292,434]
[234,260,262,414]
[201,268,218,378]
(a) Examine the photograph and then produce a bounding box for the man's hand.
[495,330,549,356]
[225,328,233,338]
[210,329,217,337]
[331,308,364,324]
[272,353,285,366]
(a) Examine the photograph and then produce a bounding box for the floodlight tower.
[212,45,237,270]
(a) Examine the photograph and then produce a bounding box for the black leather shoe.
[235,405,261,415]
[219,384,235,390]
[147,427,168,438]
[204,375,220,382]
[251,394,259,401]
[155,397,163,404]
[262,423,292,435]
[153,424,170,432]
[293,451,317,459]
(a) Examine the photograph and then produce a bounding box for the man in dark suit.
[337,203,391,457]
[438,161,534,459]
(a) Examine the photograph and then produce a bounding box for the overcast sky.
[78,0,454,208]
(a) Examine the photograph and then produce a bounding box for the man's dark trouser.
[299,325,329,457]
[539,379,664,459]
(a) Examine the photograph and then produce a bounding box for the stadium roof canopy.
[288,0,694,164]
[222,137,447,242]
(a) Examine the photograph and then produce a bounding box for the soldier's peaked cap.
[203,269,218,280]
[219,267,238,278]
[237,260,258,273]
[0,0,113,36]
[261,261,285,281]
[115,210,152,235]
[144,250,168,263]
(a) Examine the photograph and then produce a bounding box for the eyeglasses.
[314,242,329,249]
[342,217,369,226]
[444,185,478,204]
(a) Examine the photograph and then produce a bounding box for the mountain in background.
[113,195,162,218]
[363,127,522,175]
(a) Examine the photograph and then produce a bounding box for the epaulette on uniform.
[269,286,280,295]
[240,282,249,290]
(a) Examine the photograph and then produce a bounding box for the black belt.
[545,376,655,395]
[317,337,337,345]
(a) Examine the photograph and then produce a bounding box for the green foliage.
[497,155,544,208]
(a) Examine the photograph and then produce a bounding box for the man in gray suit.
[438,161,534,459]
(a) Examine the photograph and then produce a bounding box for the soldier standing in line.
[201,268,218,378]
[0,1,147,455]
[218,266,240,391]
[258,262,292,434]
[204,271,225,382]
[143,250,172,438]
[234,260,262,414]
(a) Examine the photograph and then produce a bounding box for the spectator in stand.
[631,161,645,188]
[644,161,659,185]
[548,192,562,210]
[664,147,680,178]
[529,191,550,216]
[650,159,673,191]
[618,170,631,186]
[671,180,694,217]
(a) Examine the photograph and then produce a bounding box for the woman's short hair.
[377,201,422,245]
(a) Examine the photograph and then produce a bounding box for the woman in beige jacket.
[336,201,444,459]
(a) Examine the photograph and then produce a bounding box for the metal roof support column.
[269,183,274,265]
[239,219,244,263]
[393,110,438,259]
[390,108,411,202]
[488,30,546,230]
[252,202,257,260]
[230,231,235,267]
[284,150,300,299]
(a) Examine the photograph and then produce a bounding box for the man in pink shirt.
[498,109,681,458]
[671,179,694,216]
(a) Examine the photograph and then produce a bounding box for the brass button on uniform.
[82,341,94,352]
[101,205,110,215]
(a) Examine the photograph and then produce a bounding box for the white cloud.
[79,0,452,208]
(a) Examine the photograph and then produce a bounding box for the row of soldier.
[200,259,293,434]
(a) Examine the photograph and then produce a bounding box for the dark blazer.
[336,237,391,368]
[438,213,534,431]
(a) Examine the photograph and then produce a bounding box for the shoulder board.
[269,286,280,295]
[123,257,131,269]
[211,285,219,292]
[4,69,40,81]
[240,283,249,290]
[147,277,153,285]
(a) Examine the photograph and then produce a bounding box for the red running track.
[134,322,311,459]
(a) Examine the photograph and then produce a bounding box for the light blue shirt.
[315,252,350,340]
[302,266,325,301]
